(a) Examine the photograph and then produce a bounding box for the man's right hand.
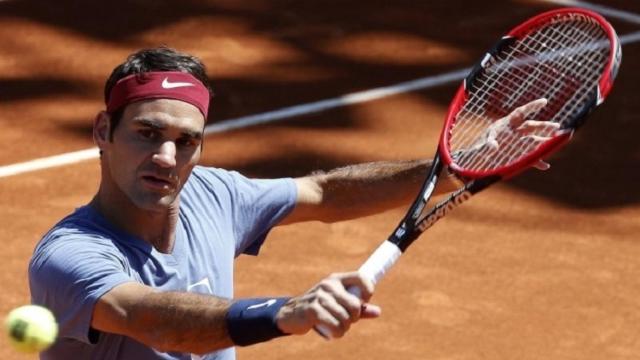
[275,272,381,339]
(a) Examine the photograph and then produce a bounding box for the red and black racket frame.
[388,8,621,253]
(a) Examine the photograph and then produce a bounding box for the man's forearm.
[113,289,233,354]
[292,159,460,223]
[131,291,232,353]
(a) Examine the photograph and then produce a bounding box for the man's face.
[102,99,204,212]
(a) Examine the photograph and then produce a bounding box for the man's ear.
[93,111,111,150]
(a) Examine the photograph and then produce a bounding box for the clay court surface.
[1,0,639,359]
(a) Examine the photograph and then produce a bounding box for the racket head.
[440,8,622,179]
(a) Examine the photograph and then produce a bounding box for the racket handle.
[315,241,402,339]
[358,240,402,285]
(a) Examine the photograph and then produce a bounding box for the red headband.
[106,71,210,118]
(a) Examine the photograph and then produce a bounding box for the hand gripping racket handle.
[315,241,402,339]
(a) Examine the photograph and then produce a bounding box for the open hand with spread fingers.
[467,98,563,171]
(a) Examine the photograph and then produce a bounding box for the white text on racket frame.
[417,190,472,232]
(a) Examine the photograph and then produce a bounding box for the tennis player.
[28,46,548,360]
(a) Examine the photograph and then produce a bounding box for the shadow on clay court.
[1,0,639,208]
[0,78,87,102]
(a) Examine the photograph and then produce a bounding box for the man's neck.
[89,187,179,254]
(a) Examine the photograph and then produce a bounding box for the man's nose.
[152,141,177,168]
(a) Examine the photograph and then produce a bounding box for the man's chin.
[132,194,178,212]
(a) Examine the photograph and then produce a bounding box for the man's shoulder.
[188,165,236,186]
[29,206,129,288]
[42,205,108,237]
[33,206,119,260]
[183,165,241,199]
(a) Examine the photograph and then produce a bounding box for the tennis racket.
[317,7,621,338]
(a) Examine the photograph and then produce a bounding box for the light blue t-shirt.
[29,166,297,360]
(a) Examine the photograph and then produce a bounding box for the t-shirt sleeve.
[29,234,134,344]
[190,167,297,256]
[227,172,297,255]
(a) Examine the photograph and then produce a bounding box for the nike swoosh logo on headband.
[161,78,195,89]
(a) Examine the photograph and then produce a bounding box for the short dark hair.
[103,46,213,139]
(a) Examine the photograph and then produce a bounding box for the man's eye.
[176,137,198,148]
[139,129,158,140]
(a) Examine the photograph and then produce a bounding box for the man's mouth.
[140,175,175,191]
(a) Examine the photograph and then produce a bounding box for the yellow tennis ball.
[5,305,58,353]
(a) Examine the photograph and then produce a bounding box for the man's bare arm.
[93,282,233,354]
[282,159,460,225]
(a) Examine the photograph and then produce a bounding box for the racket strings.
[468,22,608,170]
[495,28,574,109]
[450,43,561,162]
[456,19,603,143]
[449,14,610,172]
[465,53,601,172]
[452,17,604,158]
[454,19,607,169]
[496,35,592,111]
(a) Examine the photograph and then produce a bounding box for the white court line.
[0,148,100,178]
[620,30,640,44]
[2,23,640,178]
[542,0,640,24]
[204,69,470,135]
